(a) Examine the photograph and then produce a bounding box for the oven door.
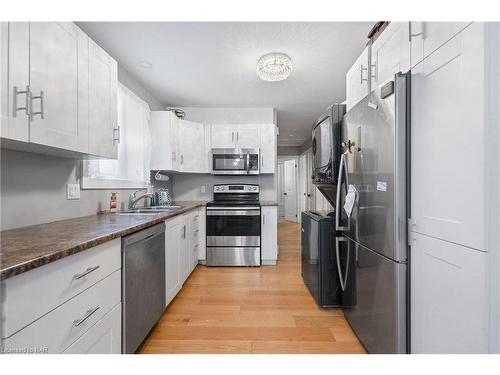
[211,148,260,175]
[206,207,261,246]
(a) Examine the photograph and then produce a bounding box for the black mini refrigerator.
[301,210,355,308]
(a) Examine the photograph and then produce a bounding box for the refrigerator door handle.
[335,153,350,231]
[335,237,350,292]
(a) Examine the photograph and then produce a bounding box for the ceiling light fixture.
[139,60,152,68]
[256,53,293,82]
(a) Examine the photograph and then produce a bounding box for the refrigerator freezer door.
[343,237,407,354]
[338,74,408,262]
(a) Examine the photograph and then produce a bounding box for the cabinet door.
[165,217,182,306]
[371,22,410,86]
[63,303,121,354]
[235,124,261,149]
[411,233,487,353]
[150,111,178,171]
[178,119,205,173]
[346,47,370,111]
[410,22,472,68]
[260,123,276,173]
[88,38,118,158]
[180,216,190,285]
[1,22,30,142]
[411,23,485,251]
[211,124,236,148]
[198,207,207,262]
[29,22,88,153]
[261,206,278,264]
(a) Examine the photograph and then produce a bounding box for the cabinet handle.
[73,265,100,280]
[232,132,234,142]
[360,65,368,83]
[29,90,44,121]
[73,306,100,327]
[180,154,184,164]
[237,131,239,142]
[261,155,264,167]
[172,151,176,161]
[113,126,121,144]
[263,214,266,225]
[12,85,30,118]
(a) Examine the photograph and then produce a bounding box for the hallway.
[139,222,366,354]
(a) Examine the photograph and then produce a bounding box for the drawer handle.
[73,306,100,327]
[73,266,100,280]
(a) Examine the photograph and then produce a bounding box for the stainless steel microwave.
[211,148,260,175]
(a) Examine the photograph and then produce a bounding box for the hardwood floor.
[138,221,366,354]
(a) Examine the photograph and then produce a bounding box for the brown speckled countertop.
[0,201,206,280]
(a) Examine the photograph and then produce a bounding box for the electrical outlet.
[201,185,206,193]
[66,183,81,200]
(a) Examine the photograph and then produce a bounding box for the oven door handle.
[207,206,260,210]
[207,210,261,216]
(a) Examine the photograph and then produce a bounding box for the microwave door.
[213,154,247,174]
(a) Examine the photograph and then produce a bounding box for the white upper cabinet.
[411,23,485,251]
[260,123,276,174]
[210,124,235,149]
[345,46,370,111]
[88,38,118,159]
[410,22,473,68]
[178,119,206,173]
[150,111,179,171]
[0,22,118,158]
[28,23,88,153]
[210,124,261,149]
[371,22,410,86]
[1,22,30,142]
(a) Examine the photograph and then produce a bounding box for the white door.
[371,22,410,87]
[277,161,285,218]
[235,124,261,148]
[283,159,297,222]
[411,233,487,353]
[299,153,308,215]
[178,119,205,173]
[165,217,181,306]
[88,38,118,158]
[211,124,236,148]
[411,23,485,251]
[305,150,315,211]
[346,46,370,110]
[29,22,88,153]
[260,123,276,173]
[1,22,30,142]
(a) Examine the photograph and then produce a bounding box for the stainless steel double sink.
[118,205,183,215]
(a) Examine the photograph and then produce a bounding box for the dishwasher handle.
[122,222,166,248]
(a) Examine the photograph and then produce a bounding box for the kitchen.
[1,1,500,370]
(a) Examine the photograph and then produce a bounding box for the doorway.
[277,156,299,223]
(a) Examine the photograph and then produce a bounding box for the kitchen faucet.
[128,189,153,209]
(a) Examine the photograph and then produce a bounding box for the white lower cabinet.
[411,233,488,353]
[261,206,278,265]
[2,270,121,354]
[63,303,121,354]
[165,214,183,306]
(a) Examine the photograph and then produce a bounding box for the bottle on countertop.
[110,192,118,213]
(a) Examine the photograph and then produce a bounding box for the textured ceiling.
[78,22,372,146]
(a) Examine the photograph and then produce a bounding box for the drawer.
[2,238,121,338]
[63,303,121,354]
[2,270,121,353]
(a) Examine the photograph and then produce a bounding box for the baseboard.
[261,259,277,266]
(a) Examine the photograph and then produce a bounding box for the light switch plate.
[67,183,81,200]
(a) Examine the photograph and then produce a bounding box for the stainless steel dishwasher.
[122,222,165,354]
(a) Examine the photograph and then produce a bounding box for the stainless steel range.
[206,184,261,266]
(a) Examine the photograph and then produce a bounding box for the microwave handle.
[246,153,250,174]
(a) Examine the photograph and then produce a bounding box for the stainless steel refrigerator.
[335,73,410,353]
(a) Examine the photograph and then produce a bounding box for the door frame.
[277,156,300,223]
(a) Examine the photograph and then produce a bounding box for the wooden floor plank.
[137,221,366,354]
